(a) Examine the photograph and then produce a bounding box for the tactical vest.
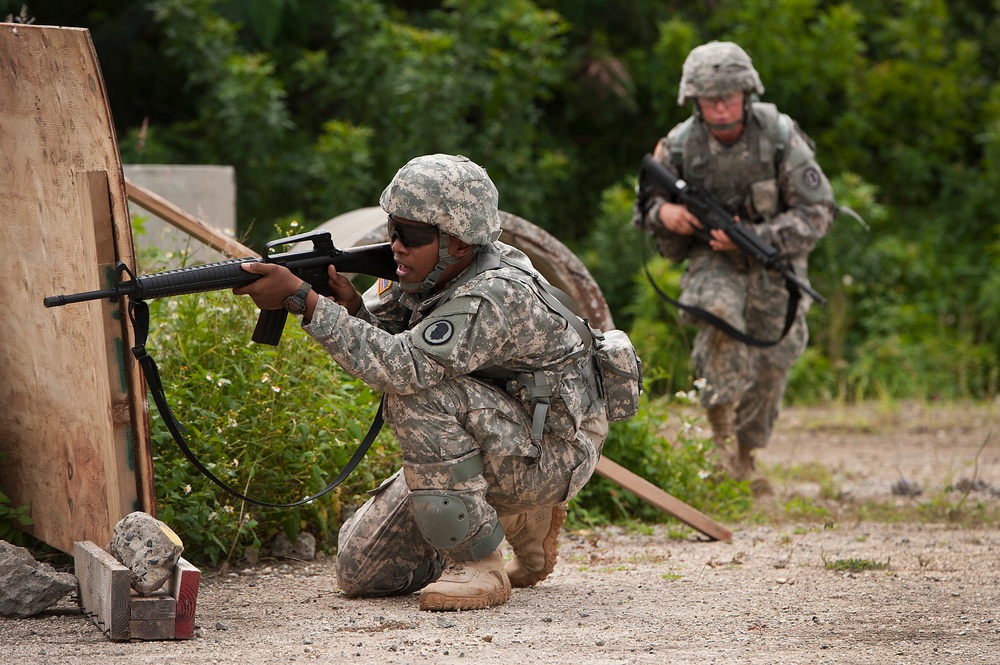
[670,102,792,222]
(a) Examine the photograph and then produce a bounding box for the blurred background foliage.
[4,0,999,560]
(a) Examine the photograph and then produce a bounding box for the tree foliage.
[5,0,998,404]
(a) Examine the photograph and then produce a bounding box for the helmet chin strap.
[399,232,464,295]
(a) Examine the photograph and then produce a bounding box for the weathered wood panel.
[0,24,155,553]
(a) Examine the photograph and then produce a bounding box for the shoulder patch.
[801,166,822,190]
[377,278,393,295]
[422,320,454,345]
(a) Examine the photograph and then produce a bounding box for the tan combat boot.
[418,549,511,611]
[500,503,567,588]
[734,443,773,496]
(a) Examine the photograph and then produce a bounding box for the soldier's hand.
[234,262,301,310]
[327,265,362,315]
[708,228,737,252]
[658,202,702,235]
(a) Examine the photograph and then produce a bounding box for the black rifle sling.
[641,235,800,348]
[127,298,384,508]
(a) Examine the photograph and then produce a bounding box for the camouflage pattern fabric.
[302,242,608,597]
[677,41,764,106]
[634,102,835,451]
[380,153,502,246]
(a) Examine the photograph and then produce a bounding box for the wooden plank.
[130,590,176,621]
[126,178,256,259]
[74,540,131,641]
[0,24,155,554]
[130,590,177,640]
[595,457,732,541]
[79,170,137,524]
[170,558,201,639]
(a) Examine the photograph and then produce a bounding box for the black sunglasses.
[386,215,438,248]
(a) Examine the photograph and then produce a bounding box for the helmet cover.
[678,41,765,105]
[379,154,501,246]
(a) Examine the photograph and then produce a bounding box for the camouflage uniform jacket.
[301,241,599,438]
[634,101,836,299]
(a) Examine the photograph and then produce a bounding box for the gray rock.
[269,532,316,560]
[109,512,184,595]
[0,540,77,618]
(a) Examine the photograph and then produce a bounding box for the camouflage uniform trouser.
[681,250,809,451]
[335,374,608,598]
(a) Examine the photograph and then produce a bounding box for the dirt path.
[2,401,998,664]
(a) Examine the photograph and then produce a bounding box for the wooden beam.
[595,457,732,541]
[75,540,201,641]
[125,177,256,259]
[75,541,131,641]
[170,558,201,639]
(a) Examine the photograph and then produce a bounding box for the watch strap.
[284,281,311,314]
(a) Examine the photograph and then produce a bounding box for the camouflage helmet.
[677,41,765,105]
[379,154,501,246]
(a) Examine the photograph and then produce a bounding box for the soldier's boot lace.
[418,550,511,612]
[500,503,567,588]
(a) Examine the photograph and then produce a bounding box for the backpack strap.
[670,117,694,174]
[774,112,792,167]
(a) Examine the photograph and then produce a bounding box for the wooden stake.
[595,457,732,541]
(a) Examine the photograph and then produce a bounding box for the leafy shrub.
[146,289,401,565]
[0,484,33,548]
[622,256,694,399]
[569,394,752,529]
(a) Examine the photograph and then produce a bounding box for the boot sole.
[418,583,512,611]
[508,504,567,588]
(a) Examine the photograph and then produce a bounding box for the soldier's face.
[697,91,744,123]
[388,216,441,284]
[697,91,745,142]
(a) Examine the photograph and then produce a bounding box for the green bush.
[0,483,33,548]
[146,289,401,565]
[622,256,694,399]
[569,394,752,529]
[144,283,749,560]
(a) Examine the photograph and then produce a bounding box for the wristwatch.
[284,281,311,315]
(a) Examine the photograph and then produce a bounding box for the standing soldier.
[633,41,836,493]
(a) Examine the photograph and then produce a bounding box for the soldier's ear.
[450,236,474,258]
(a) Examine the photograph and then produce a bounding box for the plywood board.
[0,23,155,554]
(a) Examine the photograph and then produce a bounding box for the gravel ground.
[2,400,998,664]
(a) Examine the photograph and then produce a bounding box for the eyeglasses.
[700,91,744,108]
[386,215,438,248]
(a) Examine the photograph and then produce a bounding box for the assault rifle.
[44,229,397,345]
[639,153,825,305]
